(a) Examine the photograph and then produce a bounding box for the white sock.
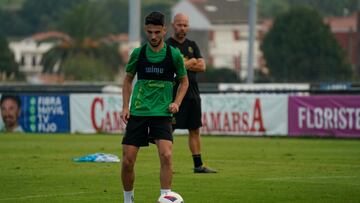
[160,189,171,195]
[124,190,134,203]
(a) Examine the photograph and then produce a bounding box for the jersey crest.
[188,46,193,54]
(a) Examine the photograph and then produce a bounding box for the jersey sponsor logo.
[145,65,164,74]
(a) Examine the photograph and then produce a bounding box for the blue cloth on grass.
[73,153,120,163]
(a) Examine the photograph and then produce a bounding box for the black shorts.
[122,116,173,147]
[172,98,202,130]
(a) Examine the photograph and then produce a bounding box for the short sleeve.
[125,48,141,75]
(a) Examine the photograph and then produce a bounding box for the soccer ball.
[158,191,184,203]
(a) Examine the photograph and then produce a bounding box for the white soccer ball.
[158,191,184,203]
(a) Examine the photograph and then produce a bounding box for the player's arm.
[185,58,206,72]
[184,42,206,72]
[169,75,189,114]
[169,48,189,113]
[121,48,139,123]
[122,74,134,123]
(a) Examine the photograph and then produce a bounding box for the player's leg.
[121,144,138,203]
[121,145,139,190]
[188,98,217,173]
[187,98,203,168]
[121,116,148,202]
[155,139,173,190]
[189,129,217,173]
[188,128,202,165]
[150,116,173,193]
[188,128,201,155]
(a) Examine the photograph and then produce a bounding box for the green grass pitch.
[0,134,360,203]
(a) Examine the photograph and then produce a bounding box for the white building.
[172,0,261,80]
[9,38,54,81]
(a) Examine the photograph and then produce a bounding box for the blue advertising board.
[19,95,70,133]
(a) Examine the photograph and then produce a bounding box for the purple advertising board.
[289,95,360,138]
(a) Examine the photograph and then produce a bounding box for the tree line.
[0,0,174,37]
[1,0,358,37]
[0,0,173,81]
[0,0,357,82]
[259,0,359,18]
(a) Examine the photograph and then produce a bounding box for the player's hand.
[168,103,179,114]
[184,58,197,70]
[121,108,130,124]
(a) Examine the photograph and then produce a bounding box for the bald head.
[173,13,189,23]
[172,13,189,42]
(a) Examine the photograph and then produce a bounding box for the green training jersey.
[126,43,186,116]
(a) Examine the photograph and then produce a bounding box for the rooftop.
[189,0,249,25]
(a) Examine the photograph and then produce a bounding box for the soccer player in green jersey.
[121,11,189,203]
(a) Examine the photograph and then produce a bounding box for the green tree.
[41,2,121,81]
[261,6,352,83]
[259,0,359,18]
[0,34,20,80]
[62,54,114,81]
[1,0,176,37]
[259,0,289,18]
[287,0,358,16]
[57,2,114,41]
[19,0,87,35]
[104,0,128,33]
[0,9,29,36]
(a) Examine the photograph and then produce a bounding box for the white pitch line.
[0,191,97,201]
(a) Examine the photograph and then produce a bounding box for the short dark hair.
[145,11,165,26]
[0,94,21,107]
